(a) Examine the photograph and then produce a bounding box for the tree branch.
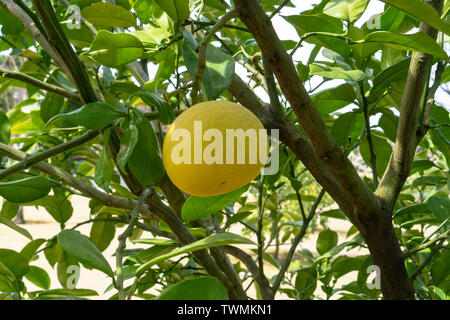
[228,75,357,225]
[0,130,99,181]
[234,0,379,220]
[116,187,153,300]
[376,0,444,210]
[31,0,99,103]
[272,189,325,295]
[0,68,82,104]
[224,245,273,300]
[0,0,74,84]
[0,141,155,218]
[403,229,449,259]
[360,82,378,187]
[190,8,238,104]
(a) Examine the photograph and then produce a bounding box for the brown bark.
[231,0,436,299]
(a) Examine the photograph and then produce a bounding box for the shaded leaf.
[81,2,136,27]
[127,110,165,187]
[88,31,144,67]
[57,229,114,278]
[137,233,254,276]
[0,176,51,203]
[154,0,190,22]
[0,216,32,240]
[316,229,338,255]
[182,186,247,223]
[182,30,235,100]
[25,266,50,290]
[310,64,365,81]
[45,102,125,130]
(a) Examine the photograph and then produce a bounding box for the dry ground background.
[0,195,369,299]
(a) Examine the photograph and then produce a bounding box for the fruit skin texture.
[163,101,268,197]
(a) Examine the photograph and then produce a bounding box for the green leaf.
[1,201,19,220]
[45,102,124,130]
[89,213,116,252]
[20,239,46,262]
[34,195,73,224]
[324,0,369,23]
[135,92,176,125]
[127,110,165,187]
[182,186,247,223]
[57,251,79,289]
[44,243,62,268]
[0,176,51,203]
[40,93,65,124]
[284,14,350,57]
[95,128,114,191]
[182,30,235,100]
[62,24,94,48]
[381,0,450,37]
[81,2,136,27]
[315,240,360,263]
[370,57,410,99]
[330,255,367,279]
[360,134,392,178]
[134,0,155,24]
[316,229,338,255]
[0,249,29,279]
[309,64,365,81]
[57,229,114,278]
[428,196,450,223]
[36,288,98,298]
[394,203,430,218]
[88,31,144,67]
[295,267,317,299]
[441,66,450,84]
[0,109,11,144]
[154,0,190,22]
[117,119,139,172]
[378,109,399,142]
[0,216,32,240]
[312,84,356,116]
[137,232,254,276]
[157,276,228,300]
[363,31,448,60]
[25,266,50,290]
[331,112,364,147]
[431,249,450,285]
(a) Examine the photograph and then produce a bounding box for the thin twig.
[256,177,266,284]
[262,55,282,113]
[0,68,83,104]
[269,0,291,19]
[190,9,238,104]
[272,189,325,295]
[360,82,378,187]
[0,130,99,181]
[411,238,446,281]
[0,141,155,219]
[0,0,75,87]
[403,229,450,259]
[421,61,447,133]
[224,246,273,300]
[116,187,153,300]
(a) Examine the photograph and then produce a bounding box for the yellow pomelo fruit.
[163,101,268,197]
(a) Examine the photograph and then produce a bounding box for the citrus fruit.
[163,101,268,197]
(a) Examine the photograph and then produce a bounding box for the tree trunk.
[358,208,414,299]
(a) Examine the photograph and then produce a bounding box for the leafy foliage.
[0,0,448,301]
